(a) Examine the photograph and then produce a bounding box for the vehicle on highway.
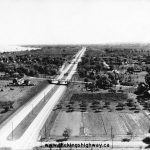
[121,138,130,142]
[64,72,68,76]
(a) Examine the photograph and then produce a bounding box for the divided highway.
[0,47,86,150]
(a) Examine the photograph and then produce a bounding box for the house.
[145,56,150,64]
[13,78,24,85]
[24,79,31,85]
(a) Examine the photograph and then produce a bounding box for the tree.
[0,62,5,72]
[107,72,118,85]
[145,73,150,87]
[28,69,38,76]
[78,68,87,78]
[17,66,29,75]
[134,82,148,95]
[105,101,110,106]
[95,63,102,72]
[8,56,14,62]
[84,77,89,82]
[38,65,45,74]
[109,65,114,71]
[52,69,58,75]
[45,66,52,75]
[87,82,95,92]
[107,72,115,81]
[127,99,135,107]
[143,137,150,145]
[127,67,134,73]
[146,66,150,73]
[96,74,100,79]
[96,74,112,89]
[117,102,125,109]
[63,128,71,139]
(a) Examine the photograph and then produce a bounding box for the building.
[13,78,24,85]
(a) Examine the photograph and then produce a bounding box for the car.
[122,138,130,142]
[64,73,68,76]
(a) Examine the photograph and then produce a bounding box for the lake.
[0,45,40,52]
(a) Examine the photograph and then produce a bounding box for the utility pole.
[12,122,13,140]
[91,146,93,150]
[41,136,42,148]
[32,104,34,115]
[44,92,46,103]
[70,145,72,150]
[111,126,114,149]
[45,123,47,139]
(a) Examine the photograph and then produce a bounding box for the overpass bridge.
[48,78,92,85]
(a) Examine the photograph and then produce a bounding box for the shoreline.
[0,45,40,53]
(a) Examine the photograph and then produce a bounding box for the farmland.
[48,111,149,141]
[39,92,150,142]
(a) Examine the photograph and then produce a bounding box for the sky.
[0,0,150,45]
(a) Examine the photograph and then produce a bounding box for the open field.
[48,111,150,141]
[39,92,150,142]
[0,78,48,124]
[133,72,147,84]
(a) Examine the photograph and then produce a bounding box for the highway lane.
[0,46,86,149]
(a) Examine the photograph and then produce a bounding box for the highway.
[0,47,86,150]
